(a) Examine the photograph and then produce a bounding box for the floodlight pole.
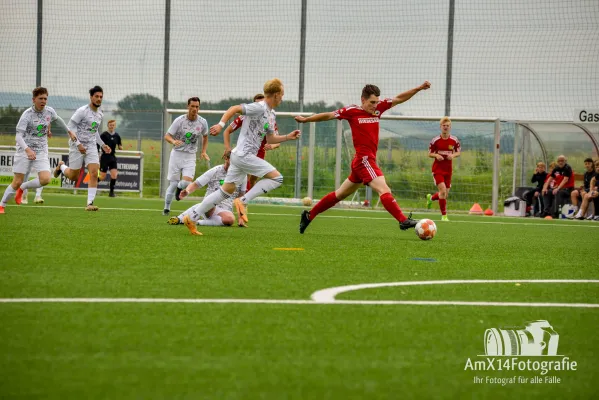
[295,0,308,199]
[492,119,501,214]
[36,0,43,86]
[445,0,455,116]
[160,0,171,198]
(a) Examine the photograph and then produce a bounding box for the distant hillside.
[0,92,116,111]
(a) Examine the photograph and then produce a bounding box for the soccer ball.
[415,219,437,240]
[302,197,312,206]
[560,204,575,219]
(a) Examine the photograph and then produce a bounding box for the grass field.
[1,194,598,399]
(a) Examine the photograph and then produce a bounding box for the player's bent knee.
[221,213,234,225]
[39,176,51,186]
[264,170,282,179]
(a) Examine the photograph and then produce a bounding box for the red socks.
[439,198,447,215]
[380,192,407,223]
[431,192,440,201]
[309,191,340,220]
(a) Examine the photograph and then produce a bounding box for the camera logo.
[484,320,559,356]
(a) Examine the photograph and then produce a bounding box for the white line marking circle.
[310,279,599,308]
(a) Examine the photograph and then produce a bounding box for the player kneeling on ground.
[167,151,247,231]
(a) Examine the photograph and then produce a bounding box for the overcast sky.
[1,0,597,120]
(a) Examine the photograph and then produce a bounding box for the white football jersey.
[195,165,247,211]
[67,105,103,147]
[16,106,59,154]
[233,101,276,156]
[167,114,209,154]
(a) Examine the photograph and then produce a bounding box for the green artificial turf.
[1,194,597,399]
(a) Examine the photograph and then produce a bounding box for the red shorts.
[257,149,266,159]
[433,172,452,188]
[348,155,383,185]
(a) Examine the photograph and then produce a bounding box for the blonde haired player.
[222,93,280,191]
[181,78,301,235]
[426,116,461,221]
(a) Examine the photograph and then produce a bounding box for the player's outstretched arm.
[295,112,336,124]
[266,130,301,144]
[179,182,200,199]
[210,105,243,136]
[391,81,431,107]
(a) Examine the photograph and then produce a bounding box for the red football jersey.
[334,98,394,158]
[229,116,277,159]
[429,135,461,175]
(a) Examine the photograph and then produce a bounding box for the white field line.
[9,205,599,228]
[2,280,599,308]
[0,298,598,308]
[310,279,599,302]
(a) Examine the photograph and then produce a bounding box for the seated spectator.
[541,155,574,217]
[527,161,548,216]
[537,161,556,217]
[574,159,599,220]
[569,157,595,218]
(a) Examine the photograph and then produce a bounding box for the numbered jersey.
[234,101,276,157]
[167,114,209,154]
[16,106,59,154]
[67,104,103,147]
[195,165,247,211]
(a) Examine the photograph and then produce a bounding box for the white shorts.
[213,205,233,215]
[224,152,276,184]
[168,149,196,181]
[13,152,51,174]
[68,141,100,170]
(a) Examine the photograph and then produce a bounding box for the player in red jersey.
[222,93,280,191]
[295,81,431,234]
[426,117,461,221]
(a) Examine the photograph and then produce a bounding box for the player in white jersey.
[162,96,210,215]
[0,87,73,214]
[21,172,46,204]
[53,86,112,211]
[167,152,247,229]
[21,124,51,205]
[180,78,301,236]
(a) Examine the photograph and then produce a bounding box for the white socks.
[164,180,178,210]
[1,186,16,206]
[20,178,41,190]
[198,214,223,226]
[190,188,232,222]
[177,180,190,189]
[241,176,283,204]
[87,187,97,205]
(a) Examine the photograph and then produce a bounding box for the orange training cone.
[469,203,484,215]
[484,208,494,216]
